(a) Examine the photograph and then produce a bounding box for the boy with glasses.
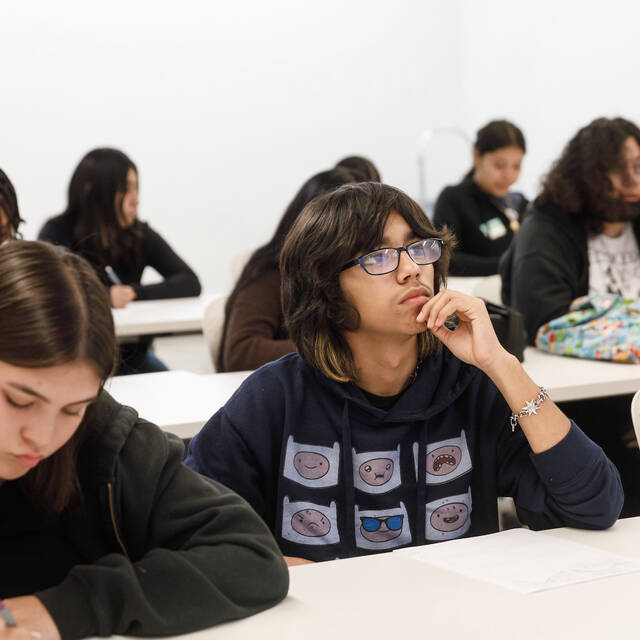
[186,182,622,564]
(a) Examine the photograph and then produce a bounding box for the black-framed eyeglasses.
[341,238,443,276]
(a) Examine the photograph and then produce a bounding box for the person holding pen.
[186,182,622,564]
[38,148,201,374]
[0,240,288,640]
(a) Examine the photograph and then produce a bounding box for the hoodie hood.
[79,390,140,485]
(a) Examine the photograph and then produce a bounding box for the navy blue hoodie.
[185,351,622,561]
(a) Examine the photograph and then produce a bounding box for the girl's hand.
[284,556,314,567]
[0,597,60,640]
[416,290,509,373]
[109,285,137,308]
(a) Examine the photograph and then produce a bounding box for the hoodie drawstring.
[340,401,357,553]
[416,421,428,546]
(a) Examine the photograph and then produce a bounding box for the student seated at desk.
[186,182,622,565]
[0,241,288,640]
[500,116,640,515]
[218,167,355,371]
[434,120,527,276]
[0,168,24,242]
[38,148,201,375]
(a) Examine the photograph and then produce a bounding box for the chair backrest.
[202,295,229,372]
[472,274,502,305]
[230,250,252,281]
[632,389,640,445]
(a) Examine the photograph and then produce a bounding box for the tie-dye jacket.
[185,351,622,561]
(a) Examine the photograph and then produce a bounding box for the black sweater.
[38,214,201,300]
[433,178,527,276]
[0,392,288,639]
[499,200,640,343]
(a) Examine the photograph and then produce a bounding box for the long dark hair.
[335,156,381,182]
[0,240,117,515]
[217,167,355,370]
[537,117,640,233]
[464,120,526,179]
[64,148,142,272]
[281,182,455,382]
[0,167,23,241]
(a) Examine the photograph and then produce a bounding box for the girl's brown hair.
[538,117,640,233]
[281,182,454,382]
[0,240,117,515]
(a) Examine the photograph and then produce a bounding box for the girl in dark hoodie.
[0,241,287,640]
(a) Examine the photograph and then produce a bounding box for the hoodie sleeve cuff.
[37,575,96,640]
[529,421,603,486]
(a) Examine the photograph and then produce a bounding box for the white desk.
[127,517,639,640]
[105,370,251,437]
[522,346,640,402]
[113,293,219,337]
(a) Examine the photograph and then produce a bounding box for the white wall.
[4,1,639,294]
[2,0,462,292]
[456,0,640,198]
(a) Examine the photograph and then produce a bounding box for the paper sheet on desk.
[396,528,640,593]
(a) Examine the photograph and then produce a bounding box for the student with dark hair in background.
[38,148,201,374]
[0,240,288,640]
[434,120,527,276]
[218,167,355,372]
[0,168,24,242]
[500,116,640,515]
[186,182,621,565]
[335,156,381,182]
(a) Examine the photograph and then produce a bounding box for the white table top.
[112,517,639,640]
[522,346,640,402]
[106,348,640,437]
[112,293,219,337]
[105,370,251,437]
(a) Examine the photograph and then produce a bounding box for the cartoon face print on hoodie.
[352,444,401,494]
[413,430,472,485]
[282,497,340,546]
[425,489,472,541]
[354,502,412,550]
[283,435,340,488]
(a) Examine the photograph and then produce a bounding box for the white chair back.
[632,389,640,445]
[202,295,229,372]
[231,251,252,281]
[471,274,502,305]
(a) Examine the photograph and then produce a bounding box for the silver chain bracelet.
[510,387,549,432]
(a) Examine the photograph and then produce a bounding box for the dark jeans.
[116,338,169,376]
[558,393,640,518]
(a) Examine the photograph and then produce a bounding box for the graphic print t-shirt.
[588,223,640,298]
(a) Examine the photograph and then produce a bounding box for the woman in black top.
[39,148,201,374]
[433,120,527,276]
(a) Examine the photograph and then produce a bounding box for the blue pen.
[0,599,16,627]
[105,265,122,285]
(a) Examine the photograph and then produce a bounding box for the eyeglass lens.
[361,239,441,275]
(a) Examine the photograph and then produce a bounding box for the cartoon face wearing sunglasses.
[354,502,412,550]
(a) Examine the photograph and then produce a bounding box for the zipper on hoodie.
[107,482,130,559]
